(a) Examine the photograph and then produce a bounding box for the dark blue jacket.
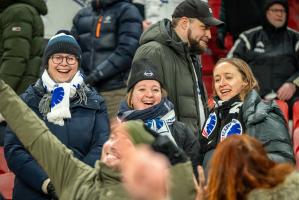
[4,81,110,200]
[71,0,143,92]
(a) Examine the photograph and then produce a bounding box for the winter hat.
[127,59,163,92]
[172,0,223,26]
[264,0,288,13]
[124,120,155,145]
[43,30,82,68]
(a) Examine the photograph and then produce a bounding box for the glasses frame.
[268,8,286,14]
[50,54,78,65]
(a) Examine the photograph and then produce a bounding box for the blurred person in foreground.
[199,58,294,171]
[197,134,299,200]
[0,80,197,200]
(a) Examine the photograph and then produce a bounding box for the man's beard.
[187,29,205,54]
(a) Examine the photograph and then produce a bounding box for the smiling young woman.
[117,59,201,176]
[199,57,294,171]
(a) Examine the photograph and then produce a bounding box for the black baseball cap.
[172,0,224,26]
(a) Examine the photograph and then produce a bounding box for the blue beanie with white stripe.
[43,30,82,68]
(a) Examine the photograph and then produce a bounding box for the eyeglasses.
[51,55,78,65]
[269,8,286,14]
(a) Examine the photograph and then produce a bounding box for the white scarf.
[41,70,84,126]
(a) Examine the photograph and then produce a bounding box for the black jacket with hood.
[228,0,299,98]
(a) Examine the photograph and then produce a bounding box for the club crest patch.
[220,119,242,141]
[202,112,217,138]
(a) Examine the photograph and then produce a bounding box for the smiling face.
[47,53,79,83]
[101,124,135,170]
[213,62,248,101]
[130,80,162,110]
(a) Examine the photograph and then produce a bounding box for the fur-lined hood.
[247,171,299,200]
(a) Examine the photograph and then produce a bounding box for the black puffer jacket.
[71,0,142,92]
[228,0,299,97]
[202,90,295,170]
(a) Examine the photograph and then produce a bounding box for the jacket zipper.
[95,16,103,38]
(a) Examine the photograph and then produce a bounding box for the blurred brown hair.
[206,134,295,200]
[213,58,259,101]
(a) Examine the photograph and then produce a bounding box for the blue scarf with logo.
[118,98,177,145]
[200,95,245,152]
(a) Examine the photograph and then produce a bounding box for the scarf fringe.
[74,85,88,105]
[39,93,52,120]
[47,107,71,126]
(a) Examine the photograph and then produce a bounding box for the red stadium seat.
[0,147,9,174]
[295,146,299,170]
[275,100,289,123]
[292,101,299,130]
[0,172,14,200]
[293,128,299,170]
[201,53,215,76]
[202,76,213,98]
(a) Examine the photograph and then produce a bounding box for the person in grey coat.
[199,58,294,171]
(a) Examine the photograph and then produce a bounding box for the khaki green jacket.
[132,19,208,133]
[0,80,197,200]
[0,0,47,94]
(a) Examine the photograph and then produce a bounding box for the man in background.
[72,0,142,118]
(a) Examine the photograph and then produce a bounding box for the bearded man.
[130,0,223,134]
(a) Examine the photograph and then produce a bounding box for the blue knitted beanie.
[43,30,82,67]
